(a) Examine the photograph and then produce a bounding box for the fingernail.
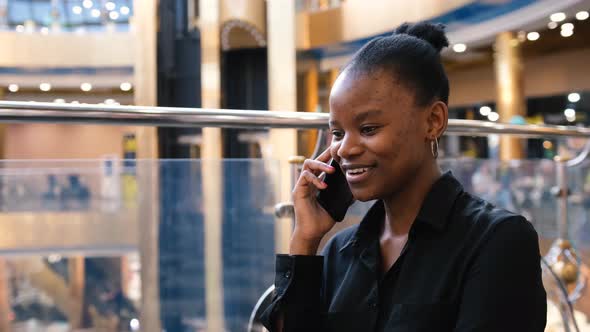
[328,165,335,170]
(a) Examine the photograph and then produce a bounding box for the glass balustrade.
[0,158,587,331]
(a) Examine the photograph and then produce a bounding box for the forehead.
[329,69,414,115]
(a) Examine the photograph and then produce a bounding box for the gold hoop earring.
[431,138,439,159]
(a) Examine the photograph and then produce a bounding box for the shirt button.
[351,239,358,247]
[284,270,291,279]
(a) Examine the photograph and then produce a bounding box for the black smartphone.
[316,159,355,222]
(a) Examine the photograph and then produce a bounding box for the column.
[267,0,298,253]
[68,257,85,330]
[199,0,225,331]
[494,31,526,160]
[132,1,161,332]
[304,66,319,155]
[0,88,10,332]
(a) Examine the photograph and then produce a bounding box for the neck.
[381,162,441,237]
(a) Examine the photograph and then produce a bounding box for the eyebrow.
[354,109,383,123]
[329,109,384,127]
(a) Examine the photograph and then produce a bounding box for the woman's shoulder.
[320,224,360,257]
[453,190,538,246]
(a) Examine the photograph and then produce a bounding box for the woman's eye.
[331,130,343,139]
[361,126,378,135]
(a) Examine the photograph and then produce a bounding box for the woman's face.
[328,68,435,202]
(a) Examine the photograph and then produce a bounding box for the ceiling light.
[91,9,101,17]
[561,23,574,30]
[568,92,581,102]
[564,108,576,117]
[53,98,65,103]
[39,83,51,92]
[526,32,540,41]
[576,11,589,21]
[567,116,576,122]
[16,25,24,33]
[80,83,92,92]
[561,29,574,37]
[550,12,566,22]
[479,106,491,116]
[71,101,80,104]
[8,84,19,93]
[105,1,116,10]
[130,318,140,331]
[120,82,132,91]
[72,6,82,14]
[104,98,117,104]
[109,11,120,20]
[548,21,558,29]
[83,0,93,9]
[120,6,130,15]
[488,112,500,122]
[452,43,466,53]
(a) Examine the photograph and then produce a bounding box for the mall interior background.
[0,0,590,331]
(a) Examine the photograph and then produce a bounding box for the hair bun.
[394,22,449,53]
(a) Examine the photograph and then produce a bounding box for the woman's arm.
[454,216,547,332]
[260,254,325,332]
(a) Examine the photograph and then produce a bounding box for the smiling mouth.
[346,167,371,176]
[343,166,375,184]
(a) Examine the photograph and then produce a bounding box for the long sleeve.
[454,216,547,332]
[260,254,325,332]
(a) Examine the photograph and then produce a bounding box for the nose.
[336,133,363,161]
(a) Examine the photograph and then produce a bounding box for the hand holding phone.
[291,150,346,255]
[316,159,355,222]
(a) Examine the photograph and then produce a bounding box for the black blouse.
[261,172,547,332]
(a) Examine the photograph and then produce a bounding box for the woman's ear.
[426,101,448,139]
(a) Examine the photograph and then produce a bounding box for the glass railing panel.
[0,158,587,331]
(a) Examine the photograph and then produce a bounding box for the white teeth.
[347,168,369,175]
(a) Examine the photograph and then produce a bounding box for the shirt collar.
[339,171,463,252]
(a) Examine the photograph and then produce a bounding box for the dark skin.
[291,68,448,274]
[276,67,449,331]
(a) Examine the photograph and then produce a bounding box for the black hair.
[345,21,450,106]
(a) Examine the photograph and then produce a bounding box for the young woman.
[261,22,547,332]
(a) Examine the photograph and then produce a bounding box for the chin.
[350,187,379,202]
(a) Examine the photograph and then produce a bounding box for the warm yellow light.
[479,106,491,116]
[39,83,51,92]
[120,6,130,15]
[452,43,467,53]
[543,141,553,149]
[488,112,500,122]
[568,93,581,103]
[550,12,566,22]
[120,82,133,91]
[81,83,93,92]
[561,29,574,37]
[8,84,19,92]
[527,32,540,41]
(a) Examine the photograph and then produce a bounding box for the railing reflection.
[0,157,588,331]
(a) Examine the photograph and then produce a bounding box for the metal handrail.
[2,101,590,138]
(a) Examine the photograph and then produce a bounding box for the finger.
[297,170,327,190]
[315,147,332,163]
[303,158,335,175]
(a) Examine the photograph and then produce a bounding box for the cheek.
[329,142,341,161]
